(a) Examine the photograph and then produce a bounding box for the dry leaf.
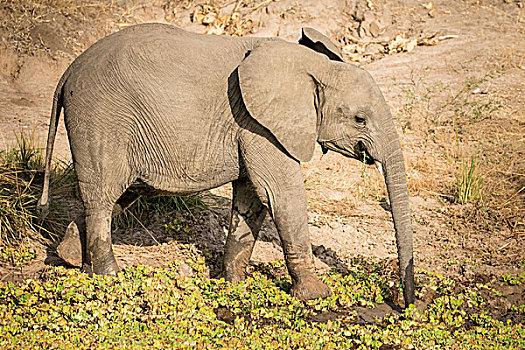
[117,23,132,29]
[342,44,365,55]
[418,34,439,46]
[387,35,417,53]
[347,54,362,62]
[207,25,224,35]
[369,21,380,37]
[192,4,219,25]
[202,12,217,24]
[423,2,433,10]
[192,9,204,23]
[438,34,458,40]
[405,39,417,52]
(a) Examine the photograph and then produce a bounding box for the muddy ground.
[0,0,524,309]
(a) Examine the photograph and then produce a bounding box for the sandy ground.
[1,0,524,298]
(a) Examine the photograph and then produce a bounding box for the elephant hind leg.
[82,207,119,275]
[222,179,267,282]
[78,180,133,276]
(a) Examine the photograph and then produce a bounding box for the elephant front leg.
[268,185,332,301]
[223,180,267,282]
[239,126,331,300]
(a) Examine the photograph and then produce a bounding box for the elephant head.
[237,28,414,307]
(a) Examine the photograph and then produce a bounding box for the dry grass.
[0,132,76,246]
[0,0,176,55]
[0,0,267,57]
[390,68,525,236]
[1,0,107,53]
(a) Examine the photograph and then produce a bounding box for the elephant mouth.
[319,140,375,165]
[355,141,376,165]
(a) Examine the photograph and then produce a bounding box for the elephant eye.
[354,115,366,125]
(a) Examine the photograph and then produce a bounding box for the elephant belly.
[131,134,242,196]
[138,166,240,196]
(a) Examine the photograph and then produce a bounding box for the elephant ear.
[238,41,325,162]
[298,27,343,62]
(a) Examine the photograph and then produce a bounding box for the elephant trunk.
[379,127,414,308]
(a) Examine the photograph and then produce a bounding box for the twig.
[249,0,275,12]
[497,241,511,251]
[437,34,459,40]
[0,271,14,282]
[421,188,455,199]
[495,170,525,177]
[219,0,238,9]
[231,0,243,15]
[127,211,161,246]
[497,186,525,208]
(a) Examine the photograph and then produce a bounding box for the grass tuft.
[456,153,484,204]
[0,132,79,246]
[0,132,48,246]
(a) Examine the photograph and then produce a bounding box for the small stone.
[369,21,381,37]
[365,43,385,55]
[56,221,82,267]
[215,307,235,324]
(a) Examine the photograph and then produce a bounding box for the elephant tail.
[36,70,70,219]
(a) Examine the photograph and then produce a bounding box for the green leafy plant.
[0,246,36,266]
[165,217,191,234]
[501,273,525,286]
[0,261,523,349]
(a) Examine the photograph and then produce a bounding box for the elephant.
[37,24,414,307]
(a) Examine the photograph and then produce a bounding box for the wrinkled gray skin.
[37,24,414,306]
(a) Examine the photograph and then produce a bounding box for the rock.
[369,21,381,37]
[56,221,82,267]
[365,43,385,55]
[215,307,235,324]
[472,87,488,94]
[314,256,331,274]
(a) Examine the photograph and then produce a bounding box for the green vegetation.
[0,257,523,349]
[501,273,525,286]
[0,246,36,266]
[456,153,484,204]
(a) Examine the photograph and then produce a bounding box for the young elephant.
[38,24,414,307]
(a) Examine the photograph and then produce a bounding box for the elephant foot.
[291,274,332,301]
[82,253,120,276]
[221,262,248,283]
